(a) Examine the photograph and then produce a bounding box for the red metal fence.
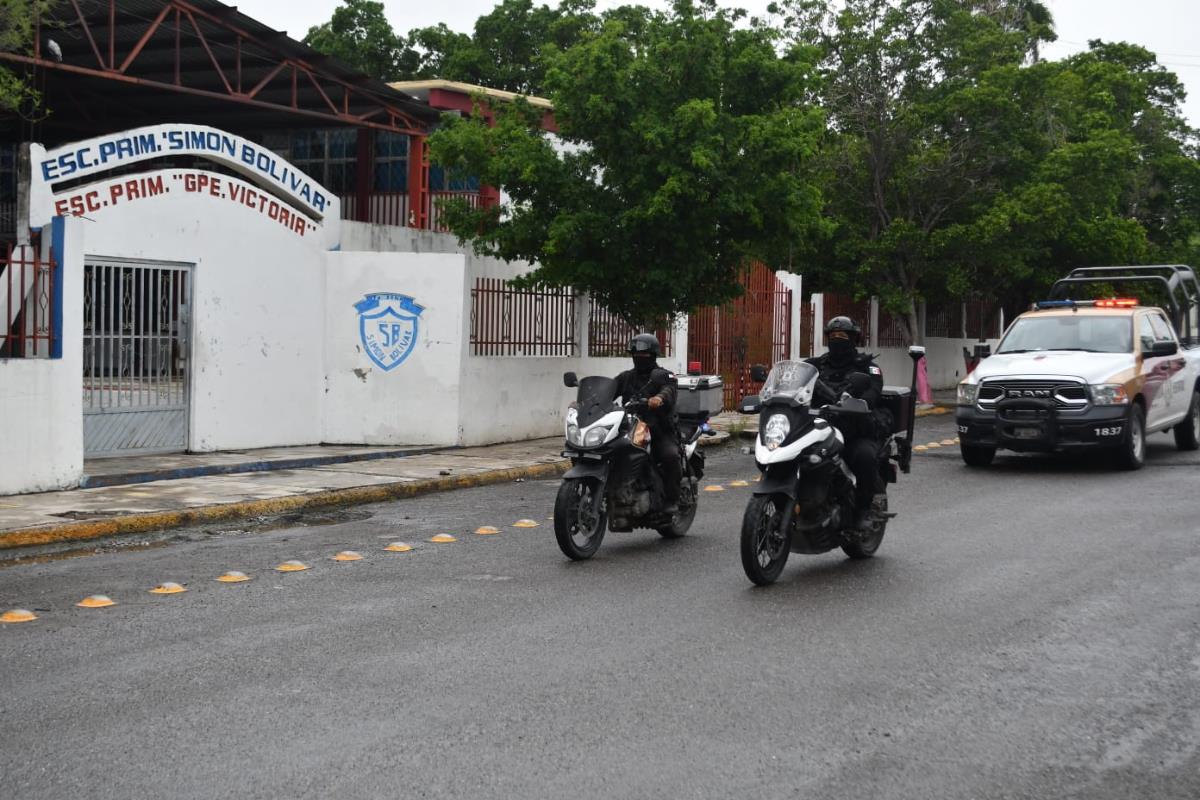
[587,304,672,357]
[1,242,56,359]
[340,191,483,231]
[688,262,792,410]
[470,277,576,356]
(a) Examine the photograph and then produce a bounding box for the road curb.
[0,460,570,552]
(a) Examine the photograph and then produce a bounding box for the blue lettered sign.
[355,293,425,371]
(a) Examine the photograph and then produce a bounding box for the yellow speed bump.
[430,534,457,543]
[925,442,941,449]
[275,560,309,573]
[149,582,186,595]
[913,445,929,453]
[703,485,725,492]
[473,526,500,536]
[1,609,37,624]
[216,571,250,583]
[77,594,116,608]
[513,519,539,529]
[728,480,750,487]
[940,439,957,446]
[332,551,363,562]
[384,542,413,552]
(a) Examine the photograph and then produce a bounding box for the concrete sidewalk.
[0,439,571,550]
[0,430,733,551]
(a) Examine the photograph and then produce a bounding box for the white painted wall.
[322,251,467,446]
[68,170,330,452]
[875,337,1000,390]
[0,218,84,494]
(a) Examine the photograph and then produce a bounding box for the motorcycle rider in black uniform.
[806,316,885,531]
[614,334,681,515]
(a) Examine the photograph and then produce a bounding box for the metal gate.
[83,260,192,457]
[688,262,792,410]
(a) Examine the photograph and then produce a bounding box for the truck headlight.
[1089,384,1130,406]
[762,414,790,450]
[957,382,978,405]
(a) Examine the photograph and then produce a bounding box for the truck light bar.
[1034,297,1140,310]
[1034,300,1077,309]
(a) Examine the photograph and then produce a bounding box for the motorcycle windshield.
[760,361,818,405]
[576,376,619,427]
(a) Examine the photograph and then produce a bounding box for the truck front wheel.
[1174,390,1200,451]
[1115,404,1147,470]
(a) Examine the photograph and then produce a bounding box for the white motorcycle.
[737,347,923,585]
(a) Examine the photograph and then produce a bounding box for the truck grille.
[978,379,1089,411]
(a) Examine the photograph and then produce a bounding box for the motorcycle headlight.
[1090,383,1130,406]
[957,382,978,406]
[566,424,582,444]
[583,425,611,447]
[762,413,791,450]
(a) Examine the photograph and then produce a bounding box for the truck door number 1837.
[1094,426,1124,438]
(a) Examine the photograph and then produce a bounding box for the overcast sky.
[232,0,1200,125]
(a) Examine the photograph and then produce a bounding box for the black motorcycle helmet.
[628,333,661,373]
[628,333,662,358]
[824,316,861,361]
[824,316,862,343]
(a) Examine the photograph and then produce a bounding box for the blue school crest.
[355,293,425,371]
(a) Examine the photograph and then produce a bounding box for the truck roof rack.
[1048,265,1200,345]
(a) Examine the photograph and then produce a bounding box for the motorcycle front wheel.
[554,477,607,560]
[740,494,790,586]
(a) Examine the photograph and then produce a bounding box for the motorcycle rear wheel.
[657,483,696,538]
[554,478,607,561]
[741,494,790,586]
[842,495,888,559]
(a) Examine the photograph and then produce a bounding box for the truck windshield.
[996,316,1133,354]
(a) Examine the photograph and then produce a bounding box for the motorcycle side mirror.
[740,395,761,414]
[563,371,579,388]
[750,364,769,383]
[907,345,926,361]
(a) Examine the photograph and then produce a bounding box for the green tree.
[303,0,415,80]
[429,0,826,326]
[778,0,1058,342]
[408,0,599,94]
[0,0,52,114]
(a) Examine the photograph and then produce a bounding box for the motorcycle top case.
[676,374,724,416]
[880,386,913,434]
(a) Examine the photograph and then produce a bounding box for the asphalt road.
[2,414,1199,799]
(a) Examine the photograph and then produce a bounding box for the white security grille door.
[83,260,191,457]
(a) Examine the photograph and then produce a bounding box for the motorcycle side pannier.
[879,386,913,433]
[676,375,724,416]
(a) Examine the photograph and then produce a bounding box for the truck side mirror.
[1147,341,1178,357]
[974,343,991,359]
[563,371,579,388]
[750,364,769,383]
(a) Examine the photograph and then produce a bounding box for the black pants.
[651,431,682,504]
[844,437,879,512]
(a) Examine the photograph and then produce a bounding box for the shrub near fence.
[470,277,577,356]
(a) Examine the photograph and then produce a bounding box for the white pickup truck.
[956,266,1200,469]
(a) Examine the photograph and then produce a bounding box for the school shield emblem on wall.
[355,293,425,371]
